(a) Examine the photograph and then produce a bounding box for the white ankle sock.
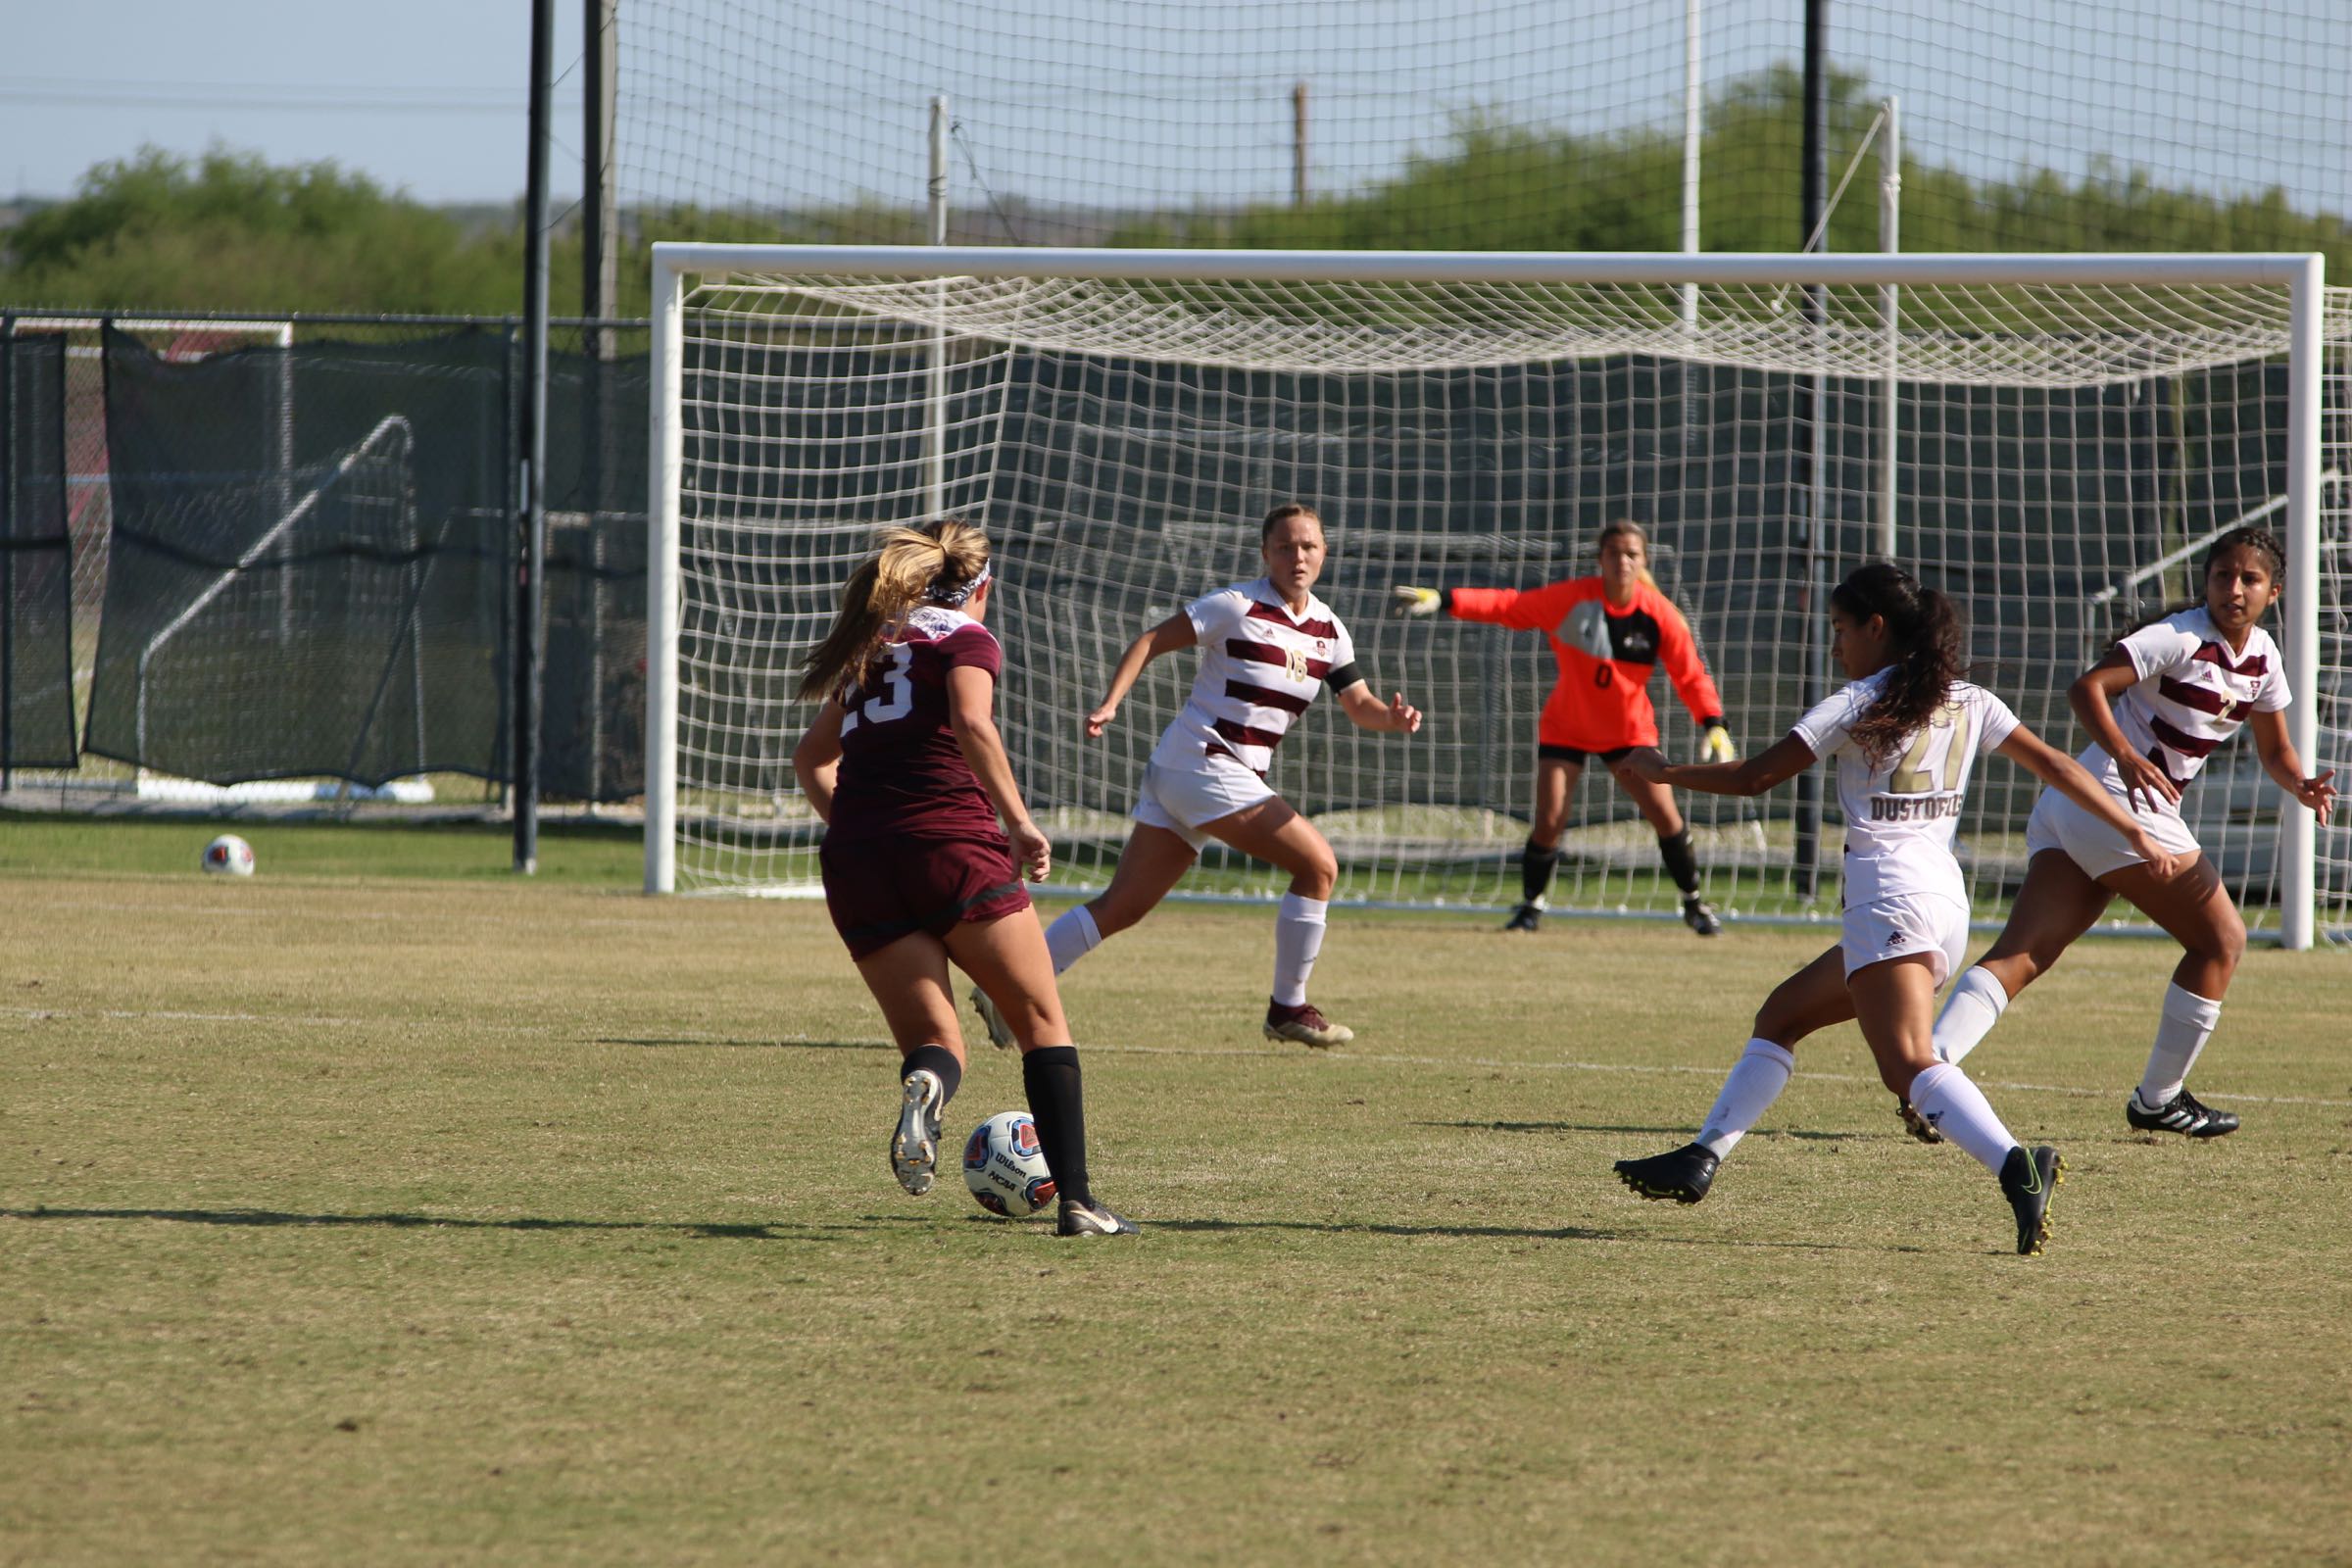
[1271,893,1328,1007]
[1044,905,1103,976]
[1695,1039,1795,1157]
[2136,982,2224,1106]
[1907,1061,2019,1174]
[1932,965,2010,1065]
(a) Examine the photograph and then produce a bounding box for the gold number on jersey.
[1284,646,1309,682]
[1887,701,1974,794]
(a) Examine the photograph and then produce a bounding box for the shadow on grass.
[596,1037,889,1052]
[0,1205,847,1243]
[1415,1120,1878,1144]
[4,1204,1934,1254]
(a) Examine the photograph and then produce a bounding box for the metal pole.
[2279,255,2323,950]
[1681,0,1701,329]
[1789,0,1829,899]
[583,0,619,351]
[1293,81,1309,209]
[514,0,554,874]
[923,95,950,519]
[2,315,15,785]
[644,261,684,894]
[1878,94,1899,560]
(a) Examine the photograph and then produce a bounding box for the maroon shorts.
[819,833,1032,960]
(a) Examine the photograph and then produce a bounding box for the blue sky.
[3,1,2344,217]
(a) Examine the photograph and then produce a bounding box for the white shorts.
[1840,892,1970,986]
[2024,784,2200,881]
[1132,753,1277,852]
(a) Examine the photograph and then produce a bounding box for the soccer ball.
[201,834,256,877]
[961,1111,1057,1218]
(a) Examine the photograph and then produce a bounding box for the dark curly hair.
[2113,524,2286,647]
[1829,563,1968,765]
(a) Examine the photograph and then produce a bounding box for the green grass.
[4,823,2349,1563]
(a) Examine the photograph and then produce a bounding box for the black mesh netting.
[3,328,77,769]
[84,325,647,798]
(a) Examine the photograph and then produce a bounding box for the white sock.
[1907,1061,2020,1174]
[1044,905,1103,977]
[2136,982,2224,1107]
[1695,1039,1795,1158]
[1932,965,2010,1066]
[1271,893,1328,1006]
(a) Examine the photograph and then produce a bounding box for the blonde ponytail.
[797,517,993,702]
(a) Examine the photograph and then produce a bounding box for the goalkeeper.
[1393,517,1736,935]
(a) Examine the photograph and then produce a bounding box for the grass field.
[5,819,2349,1564]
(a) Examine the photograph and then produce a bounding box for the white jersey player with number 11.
[968,503,1424,1050]
[1606,563,2182,1255]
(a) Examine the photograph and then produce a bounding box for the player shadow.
[1143,1214,1929,1254]
[0,1205,852,1244]
[595,1037,888,1053]
[1416,1119,1874,1144]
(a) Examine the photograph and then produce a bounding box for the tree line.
[5,68,2346,318]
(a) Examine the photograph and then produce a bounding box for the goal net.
[646,247,2345,949]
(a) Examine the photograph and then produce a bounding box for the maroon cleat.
[1264,998,1354,1048]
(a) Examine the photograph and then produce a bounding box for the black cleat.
[1502,903,1544,933]
[1613,1142,1720,1204]
[1054,1197,1139,1237]
[1681,896,1723,937]
[1897,1095,1944,1145]
[2125,1087,2241,1138]
[1998,1144,2064,1255]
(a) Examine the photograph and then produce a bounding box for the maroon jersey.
[826,606,1006,844]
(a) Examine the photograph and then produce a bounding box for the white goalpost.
[645,245,2338,950]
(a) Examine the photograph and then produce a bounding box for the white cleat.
[891,1069,945,1197]
[968,984,1015,1050]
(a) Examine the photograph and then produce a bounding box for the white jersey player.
[969,503,1424,1051]
[1930,525,2334,1139]
[1606,563,2181,1255]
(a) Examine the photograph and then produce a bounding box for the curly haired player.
[1608,564,2182,1255]
[792,517,1135,1237]
[1392,517,1736,935]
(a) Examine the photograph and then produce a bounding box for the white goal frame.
[644,245,2326,950]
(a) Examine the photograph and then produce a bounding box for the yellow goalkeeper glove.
[1390,585,1444,618]
[1699,724,1738,763]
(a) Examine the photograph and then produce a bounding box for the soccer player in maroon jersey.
[978,503,1422,1050]
[792,517,1136,1236]
[1924,526,2335,1140]
[1391,518,1737,936]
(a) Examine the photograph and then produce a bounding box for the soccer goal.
[645,246,2342,949]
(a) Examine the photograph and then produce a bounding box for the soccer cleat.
[2125,1086,2241,1139]
[1681,895,1723,937]
[890,1068,945,1197]
[1612,1142,1721,1205]
[1501,903,1544,934]
[1997,1143,2064,1255]
[1264,999,1354,1048]
[1055,1196,1140,1237]
[1897,1095,1944,1145]
[967,984,1015,1051]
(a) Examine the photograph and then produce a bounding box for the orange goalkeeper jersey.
[1445,577,1725,753]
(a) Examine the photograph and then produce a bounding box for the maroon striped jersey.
[827,607,1007,844]
[2097,606,2288,796]
[1149,578,1361,778]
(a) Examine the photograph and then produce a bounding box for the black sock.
[1021,1046,1091,1206]
[902,1043,962,1105]
[1658,828,1701,897]
[1520,839,1559,906]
